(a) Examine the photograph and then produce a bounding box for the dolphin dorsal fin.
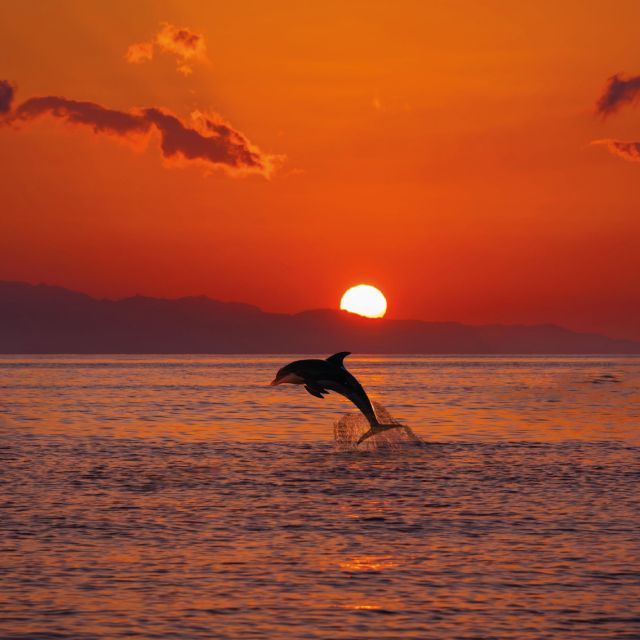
[326,351,351,368]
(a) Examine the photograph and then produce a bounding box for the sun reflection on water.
[339,556,399,572]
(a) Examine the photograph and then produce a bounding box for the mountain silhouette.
[1,281,638,354]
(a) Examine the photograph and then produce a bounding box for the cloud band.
[3,84,279,177]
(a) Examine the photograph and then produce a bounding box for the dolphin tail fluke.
[357,428,376,445]
[356,423,405,446]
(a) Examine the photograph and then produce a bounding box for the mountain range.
[1,281,638,354]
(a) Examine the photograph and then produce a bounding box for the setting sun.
[340,285,387,318]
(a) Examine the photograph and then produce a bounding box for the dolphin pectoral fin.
[325,352,351,368]
[304,384,327,399]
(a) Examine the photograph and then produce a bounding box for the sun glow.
[340,285,387,318]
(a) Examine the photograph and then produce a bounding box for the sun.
[340,284,387,318]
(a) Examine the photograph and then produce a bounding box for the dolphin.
[270,352,400,445]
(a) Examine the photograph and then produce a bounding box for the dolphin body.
[270,352,400,445]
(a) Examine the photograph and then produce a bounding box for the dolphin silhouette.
[270,352,400,445]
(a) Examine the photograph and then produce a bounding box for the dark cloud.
[143,109,265,170]
[592,139,640,163]
[596,74,640,117]
[0,80,15,114]
[592,72,640,164]
[15,96,150,136]
[2,82,279,177]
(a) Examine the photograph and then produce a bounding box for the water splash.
[333,401,423,451]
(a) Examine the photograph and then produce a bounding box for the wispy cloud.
[126,23,207,76]
[125,41,154,65]
[595,73,640,117]
[0,80,15,114]
[3,83,280,177]
[591,139,640,163]
[592,72,640,163]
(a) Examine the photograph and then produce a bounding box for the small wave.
[333,401,423,451]
[590,373,621,384]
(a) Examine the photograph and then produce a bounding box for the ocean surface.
[1,355,639,639]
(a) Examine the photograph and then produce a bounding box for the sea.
[1,355,639,639]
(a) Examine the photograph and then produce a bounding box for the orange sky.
[1,0,639,340]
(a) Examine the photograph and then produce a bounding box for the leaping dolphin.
[270,352,400,445]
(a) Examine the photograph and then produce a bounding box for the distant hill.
[0,281,638,354]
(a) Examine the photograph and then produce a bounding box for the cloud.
[0,80,14,114]
[4,83,279,177]
[15,96,150,136]
[126,23,207,75]
[596,74,640,117]
[143,108,273,172]
[155,23,207,75]
[592,72,640,164]
[125,41,154,65]
[591,139,640,163]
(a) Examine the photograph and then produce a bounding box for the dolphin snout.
[270,378,279,386]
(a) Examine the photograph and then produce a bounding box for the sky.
[1,0,639,340]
